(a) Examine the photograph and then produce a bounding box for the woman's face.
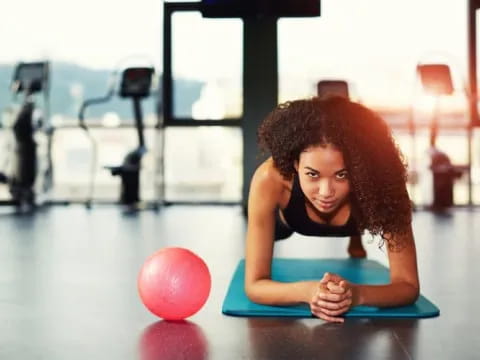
[295,143,350,214]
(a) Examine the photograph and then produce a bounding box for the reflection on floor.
[0,205,479,359]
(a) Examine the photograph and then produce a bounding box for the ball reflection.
[139,320,208,360]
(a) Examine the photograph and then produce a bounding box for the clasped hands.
[309,273,359,323]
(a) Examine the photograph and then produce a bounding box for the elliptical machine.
[0,61,52,211]
[416,63,468,211]
[79,66,158,211]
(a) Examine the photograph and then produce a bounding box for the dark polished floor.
[0,205,479,359]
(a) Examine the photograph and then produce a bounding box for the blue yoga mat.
[222,258,439,318]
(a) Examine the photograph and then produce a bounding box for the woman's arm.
[312,226,420,321]
[355,226,420,307]
[244,161,318,305]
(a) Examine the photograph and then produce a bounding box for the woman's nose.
[318,179,335,198]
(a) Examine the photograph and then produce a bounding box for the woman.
[244,96,419,323]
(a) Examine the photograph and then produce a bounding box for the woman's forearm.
[355,282,419,308]
[245,280,419,309]
[245,279,317,305]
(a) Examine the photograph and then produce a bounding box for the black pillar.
[242,18,278,213]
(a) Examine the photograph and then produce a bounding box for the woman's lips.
[316,199,336,208]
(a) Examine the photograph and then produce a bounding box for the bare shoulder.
[251,158,290,193]
[249,158,291,209]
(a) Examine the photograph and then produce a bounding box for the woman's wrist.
[351,283,363,306]
[302,281,319,303]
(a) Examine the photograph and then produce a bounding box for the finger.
[312,309,345,323]
[327,281,346,294]
[312,309,344,323]
[317,306,350,317]
[311,288,328,302]
[318,292,343,302]
[311,302,349,316]
[315,299,353,312]
[320,287,352,301]
[311,284,328,300]
[320,272,341,283]
[327,272,343,282]
[321,273,345,286]
[316,297,353,310]
[318,290,351,302]
[319,273,330,284]
[310,305,350,317]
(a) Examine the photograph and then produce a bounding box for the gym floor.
[0,205,478,359]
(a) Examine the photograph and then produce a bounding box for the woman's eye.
[306,172,318,178]
[337,172,348,179]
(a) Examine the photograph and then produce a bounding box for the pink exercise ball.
[138,247,211,320]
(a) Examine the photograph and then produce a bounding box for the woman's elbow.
[245,281,264,304]
[404,282,420,305]
[245,283,257,302]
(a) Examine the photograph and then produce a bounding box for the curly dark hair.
[257,96,412,249]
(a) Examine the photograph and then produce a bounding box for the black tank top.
[281,174,361,237]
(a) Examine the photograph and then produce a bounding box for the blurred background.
[1,0,479,210]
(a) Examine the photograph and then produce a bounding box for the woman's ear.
[294,160,299,172]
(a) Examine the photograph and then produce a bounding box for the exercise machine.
[0,61,52,211]
[416,63,468,211]
[79,66,159,210]
[317,80,350,100]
